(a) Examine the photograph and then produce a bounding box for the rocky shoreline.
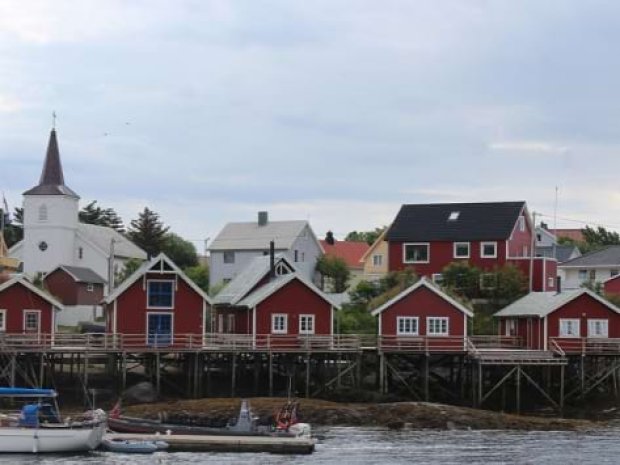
[122,397,597,431]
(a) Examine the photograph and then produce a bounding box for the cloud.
[0,94,20,113]
[488,141,569,155]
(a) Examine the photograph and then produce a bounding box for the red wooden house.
[44,265,106,306]
[0,277,62,337]
[494,289,620,353]
[103,254,212,347]
[371,277,473,352]
[212,254,338,348]
[604,274,620,296]
[385,201,556,292]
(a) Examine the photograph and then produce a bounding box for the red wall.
[509,258,558,292]
[379,286,467,337]
[388,240,508,275]
[0,282,54,333]
[255,278,332,335]
[499,317,543,349]
[604,276,620,296]
[108,273,207,338]
[212,307,251,334]
[44,269,104,306]
[506,213,532,258]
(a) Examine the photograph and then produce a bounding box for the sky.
[2,0,620,252]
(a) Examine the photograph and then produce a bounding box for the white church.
[9,129,146,324]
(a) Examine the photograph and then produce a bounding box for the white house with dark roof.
[208,211,323,288]
[9,129,146,296]
[558,245,620,290]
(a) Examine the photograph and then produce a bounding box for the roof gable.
[46,265,106,284]
[360,228,388,262]
[209,220,313,251]
[0,277,63,309]
[371,277,473,317]
[319,240,369,268]
[213,254,296,306]
[559,245,620,268]
[386,201,527,242]
[103,253,211,304]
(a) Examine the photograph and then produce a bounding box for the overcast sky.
[1,0,620,251]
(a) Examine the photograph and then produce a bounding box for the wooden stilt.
[231,354,236,397]
[268,353,273,397]
[515,366,521,414]
[155,353,161,396]
[305,354,311,398]
[423,355,429,402]
[560,364,565,414]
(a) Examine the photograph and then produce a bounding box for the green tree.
[127,207,170,258]
[161,233,198,269]
[1,207,23,248]
[316,255,351,293]
[115,258,143,285]
[491,264,528,301]
[184,264,209,293]
[345,227,386,245]
[79,201,125,233]
[441,262,482,299]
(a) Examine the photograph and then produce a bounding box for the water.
[0,427,619,464]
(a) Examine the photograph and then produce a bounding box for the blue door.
[148,314,172,346]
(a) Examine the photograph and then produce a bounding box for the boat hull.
[0,422,106,453]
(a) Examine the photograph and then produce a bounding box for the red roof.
[319,240,369,269]
[550,229,584,242]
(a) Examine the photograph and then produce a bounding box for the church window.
[38,204,48,222]
[78,247,84,259]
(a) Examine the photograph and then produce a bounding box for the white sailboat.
[0,388,106,453]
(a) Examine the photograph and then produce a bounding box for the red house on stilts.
[494,288,620,353]
[103,253,212,348]
[371,277,473,352]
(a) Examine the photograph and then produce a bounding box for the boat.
[101,437,168,453]
[0,387,107,453]
[108,399,311,438]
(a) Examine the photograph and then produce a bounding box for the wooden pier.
[1,332,620,413]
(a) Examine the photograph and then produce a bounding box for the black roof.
[51,265,106,284]
[23,129,79,198]
[386,201,527,242]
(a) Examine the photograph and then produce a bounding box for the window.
[217,314,225,333]
[272,314,288,334]
[480,273,497,289]
[588,319,608,338]
[536,233,542,242]
[294,250,299,262]
[589,270,596,281]
[547,277,555,288]
[396,316,419,335]
[301,252,305,262]
[373,254,383,266]
[0,310,5,331]
[559,319,580,337]
[505,319,517,336]
[78,247,83,260]
[299,315,315,335]
[38,204,48,222]
[403,243,429,264]
[147,280,174,308]
[453,242,470,259]
[518,216,525,232]
[612,270,619,278]
[448,211,460,221]
[222,278,232,284]
[87,283,94,292]
[24,311,39,332]
[481,241,497,258]
[432,273,444,285]
[522,245,529,257]
[223,251,235,264]
[427,317,449,336]
[227,314,235,333]
[578,270,588,281]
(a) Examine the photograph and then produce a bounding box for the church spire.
[23,128,79,198]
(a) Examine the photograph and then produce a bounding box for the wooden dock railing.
[550,337,620,355]
[377,335,468,353]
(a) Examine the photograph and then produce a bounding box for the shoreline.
[121,398,598,431]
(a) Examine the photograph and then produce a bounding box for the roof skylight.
[448,211,460,221]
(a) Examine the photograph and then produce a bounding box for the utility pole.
[529,211,537,292]
[108,238,116,294]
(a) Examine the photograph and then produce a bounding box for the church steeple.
[23,129,79,198]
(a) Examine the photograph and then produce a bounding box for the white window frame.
[23,310,41,333]
[427,317,449,336]
[453,242,470,259]
[547,277,555,288]
[403,243,430,264]
[372,254,383,267]
[299,314,315,335]
[223,251,235,264]
[559,318,580,338]
[145,311,174,345]
[146,279,175,310]
[578,270,588,282]
[0,309,6,331]
[480,241,498,258]
[396,316,419,336]
[588,319,608,338]
[87,283,94,292]
[505,319,517,336]
[518,216,525,232]
[432,273,444,285]
[271,314,288,334]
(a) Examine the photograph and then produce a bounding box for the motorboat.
[108,399,311,438]
[101,437,168,453]
[0,387,106,453]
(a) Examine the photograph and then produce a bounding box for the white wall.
[55,305,103,327]
[561,267,620,290]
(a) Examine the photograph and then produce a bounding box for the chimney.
[556,275,562,294]
[325,231,335,245]
[258,211,268,227]
[269,240,275,278]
